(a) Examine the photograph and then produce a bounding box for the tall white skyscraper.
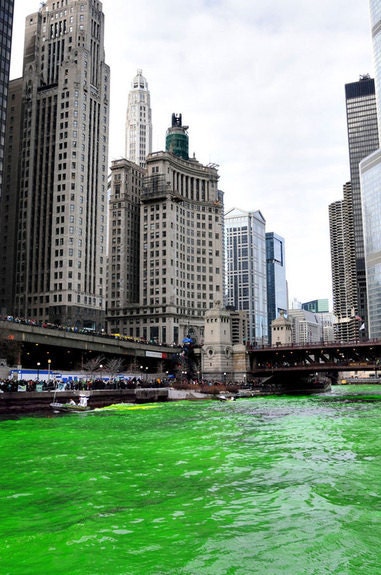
[125,69,152,167]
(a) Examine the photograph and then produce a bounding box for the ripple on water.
[0,389,381,574]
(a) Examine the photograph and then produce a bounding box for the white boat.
[50,393,91,412]
[217,394,236,401]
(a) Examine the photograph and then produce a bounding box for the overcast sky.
[10,1,374,308]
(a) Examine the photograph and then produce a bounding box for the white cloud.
[10,0,374,306]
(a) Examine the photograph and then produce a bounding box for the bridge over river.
[0,319,180,374]
[247,340,381,380]
[1,318,380,387]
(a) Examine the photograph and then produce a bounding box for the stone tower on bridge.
[271,311,292,347]
[202,301,247,382]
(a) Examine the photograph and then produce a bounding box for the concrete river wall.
[0,388,170,415]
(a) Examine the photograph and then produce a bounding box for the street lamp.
[37,362,41,381]
[47,359,52,382]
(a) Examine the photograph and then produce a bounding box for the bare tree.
[82,355,105,378]
[105,357,124,381]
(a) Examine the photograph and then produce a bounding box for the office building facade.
[0,78,22,316]
[329,186,359,341]
[360,1,381,338]
[0,0,17,316]
[301,299,329,313]
[287,309,321,345]
[0,0,109,328]
[107,158,145,322]
[330,75,379,341]
[345,76,379,330]
[266,232,287,343]
[107,114,224,345]
[0,0,14,206]
[125,69,152,168]
[225,208,268,345]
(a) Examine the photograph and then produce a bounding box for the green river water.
[0,385,381,575]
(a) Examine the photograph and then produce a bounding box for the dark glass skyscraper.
[266,232,287,344]
[330,75,379,341]
[225,208,268,345]
[345,76,379,331]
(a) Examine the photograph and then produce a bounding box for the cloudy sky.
[10,0,374,308]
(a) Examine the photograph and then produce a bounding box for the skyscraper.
[0,0,14,205]
[125,69,152,167]
[345,76,379,328]
[225,208,268,345]
[329,190,358,341]
[0,0,15,316]
[107,158,145,316]
[0,78,22,318]
[107,114,224,345]
[359,1,381,338]
[0,0,110,329]
[266,232,287,343]
[330,75,379,341]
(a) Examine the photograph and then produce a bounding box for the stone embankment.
[0,388,172,415]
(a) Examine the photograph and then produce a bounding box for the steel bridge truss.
[248,341,381,376]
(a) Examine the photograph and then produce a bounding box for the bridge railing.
[246,339,381,351]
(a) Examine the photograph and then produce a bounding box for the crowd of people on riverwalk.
[0,376,263,394]
[0,376,164,393]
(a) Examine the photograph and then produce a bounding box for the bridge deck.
[0,319,179,373]
[248,340,381,376]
